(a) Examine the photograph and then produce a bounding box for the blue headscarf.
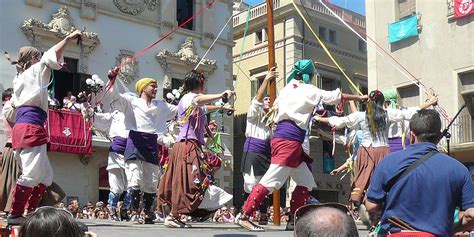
[286,59,316,84]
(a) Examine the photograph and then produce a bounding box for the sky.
[244,0,366,15]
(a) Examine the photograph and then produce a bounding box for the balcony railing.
[439,114,474,148]
[233,0,281,27]
[232,0,365,29]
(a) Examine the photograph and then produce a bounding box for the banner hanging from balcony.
[388,15,419,43]
[47,110,92,155]
[454,0,474,18]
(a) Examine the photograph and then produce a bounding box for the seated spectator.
[63,91,79,111]
[68,199,80,218]
[366,109,474,236]
[213,208,222,222]
[48,94,61,110]
[220,207,235,223]
[20,206,97,237]
[294,203,358,237]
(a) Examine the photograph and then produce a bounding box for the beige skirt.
[349,145,390,204]
[0,146,22,212]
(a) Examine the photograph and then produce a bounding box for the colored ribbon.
[319,0,451,123]
[291,0,363,95]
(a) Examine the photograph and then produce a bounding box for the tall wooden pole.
[265,0,280,226]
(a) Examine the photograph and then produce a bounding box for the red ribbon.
[94,0,216,104]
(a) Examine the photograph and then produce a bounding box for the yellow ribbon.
[290,0,362,95]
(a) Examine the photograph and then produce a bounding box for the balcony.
[439,114,474,150]
[232,0,365,29]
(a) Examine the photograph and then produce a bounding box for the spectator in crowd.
[294,204,358,237]
[63,91,79,111]
[68,199,80,218]
[219,206,235,223]
[95,208,108,220]
[83,205,94,220]
[366,109,474,236]
[213,208,222,222]
[20,206,97,237]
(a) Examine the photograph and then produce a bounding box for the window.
[397,0,416,20]
[255,30,263,45]
[459,71,474,143]
[321,77,341,111]
[250,78,264,98]
[177,0,194,30]
[262,28,268,42]
[397,84,419,108]
[51,71,91,107]
[329,30,337,44]
[62,57,78,73]
[358,39,367,53]
[171,78,183,90]
[319,26,327,41]
[459,71,474,92]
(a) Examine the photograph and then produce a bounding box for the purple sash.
[273,120,306,143]
[126,130,158,151]
[388,136,410,153]
[109,136,127,155]
[16,106,47,125]
[125,130,159,165]
[243,137,271,155]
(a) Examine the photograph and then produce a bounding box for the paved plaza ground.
[83,219,370,237]
[1,218,369,237]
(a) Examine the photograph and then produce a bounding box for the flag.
[454,0,474,18]
[388,15,419,43]
[47,110,92,155]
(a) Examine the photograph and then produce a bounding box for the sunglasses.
[294,203,353,224]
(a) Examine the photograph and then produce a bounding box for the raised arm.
[343,93,368,102]
[419,95,438,110]
[315,111,364,130]
[205,104,234,114]
[255,67,277,103]
[194,90,235,106]
[53,30,83,61]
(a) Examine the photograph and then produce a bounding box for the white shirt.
[388,106,419,138]
[328,108,415,147]
[111,87,178,135]
[12,47,62,112]
[245,98,272,140]
[274,79,341,130]
[94,110,129,139]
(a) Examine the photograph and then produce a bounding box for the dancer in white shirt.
[4,30,82,225]
[239,67,277,225]
[109,77,177,224]
[94,100,131,221]
[236,59,366,231]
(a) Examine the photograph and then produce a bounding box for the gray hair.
[294,207,358,237]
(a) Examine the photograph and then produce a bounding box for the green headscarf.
[286,59,316,84]
[383,89,398,108]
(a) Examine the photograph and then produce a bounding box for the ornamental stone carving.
[116,50,139,84]
[21,6,100,56]
[156,37,217,70]
[156,37,217,89]
[113,0,159,15]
